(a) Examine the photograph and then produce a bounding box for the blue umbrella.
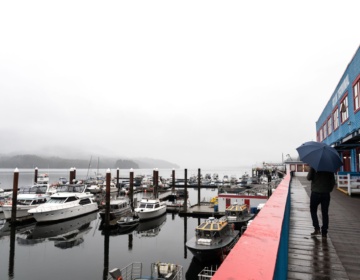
[296,141,343,172]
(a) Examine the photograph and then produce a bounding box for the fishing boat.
[224,203,255,230]
[28,184,98,223]
[186,217,239,262]
[2,185,51,221]
[109,261,183,280]
[98,197,132,221]
[134,198,166,220]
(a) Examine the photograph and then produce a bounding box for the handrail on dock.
[337,172,360,196]
[211,174,291,280]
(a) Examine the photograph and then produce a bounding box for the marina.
[0,167,258,280]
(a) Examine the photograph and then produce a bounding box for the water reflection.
[135,213,167,238]
[8,225,16,279]
[0,220,36,239]
[16,212,97,249]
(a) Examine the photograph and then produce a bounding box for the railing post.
[347,173,351,196]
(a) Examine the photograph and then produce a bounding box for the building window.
[323,123,327,139]
[327,117,332,135]
[354,81,360,111]
[319,127,323,141]
[333,107,339,130]
[353,74,360,113]
[340,94,349,123]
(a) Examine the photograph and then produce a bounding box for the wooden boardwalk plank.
[289,177,350,280]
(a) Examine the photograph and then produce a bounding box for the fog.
[1,1,359,169]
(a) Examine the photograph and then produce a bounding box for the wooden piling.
[34,167,38,184]
[172,169,175,193]
[116,168,120,188]
[11,168,19,224]
[197,168,201,205]
[69,167,75,184]
[155,169,159,199]
[130,169,134,211]
[152,169,156,198]
[105,169,111,227]
[184,169,188,212]
[116,168,120,196]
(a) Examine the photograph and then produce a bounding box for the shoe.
[311,229,321,236]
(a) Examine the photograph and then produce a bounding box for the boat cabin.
[195,217,228,241]
[137,199,162,210]
[225,204,249,218]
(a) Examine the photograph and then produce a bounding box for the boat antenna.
[86,156,92,179]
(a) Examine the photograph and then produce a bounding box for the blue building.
[316,45,360,172]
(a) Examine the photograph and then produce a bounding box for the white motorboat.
[134,198,166,220]
[28,184,98,223]
[2,185,51,221]
[100,182,118,194]
[37,173,49,185]
[86,184,102,194]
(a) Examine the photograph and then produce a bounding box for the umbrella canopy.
[296,141,343,172]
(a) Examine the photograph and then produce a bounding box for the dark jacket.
[306,167,335,193]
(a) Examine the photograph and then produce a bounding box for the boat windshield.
[30,186,47,194]
[17,199,33,205]
[47,197,67,204]
[19,186,47,194]
[57,185,85,193]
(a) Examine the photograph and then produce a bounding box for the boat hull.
[2,205,37,220]
[135,206,166,220]
[31,204,98,223]
[186,230,239,262]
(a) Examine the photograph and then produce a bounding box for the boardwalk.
[289,177,360,280]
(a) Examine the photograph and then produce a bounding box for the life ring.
[117,276,123,280]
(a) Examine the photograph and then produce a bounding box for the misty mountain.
[0,154,179,169]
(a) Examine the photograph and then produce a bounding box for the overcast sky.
[0,1,359,169]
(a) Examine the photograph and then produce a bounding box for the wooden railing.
[337,172,360,196]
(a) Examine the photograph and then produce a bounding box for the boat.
[186,217,240,262]
[0,189,12,216]
[37,173,49,184]
[109,261,183,280]
[165,193,190,212]
[2,185,52,221]
[117,214,140,227]
[134,198,166,220]
[100,181,118,195]
[86,184,102,194]
[223,203,255,230]
[98,197,132,221]
[28,184,98,223]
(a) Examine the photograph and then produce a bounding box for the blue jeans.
[310,192,331,235]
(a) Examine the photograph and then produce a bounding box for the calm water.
[0,167,250,280]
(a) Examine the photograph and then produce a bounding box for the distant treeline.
[0,155,179,169]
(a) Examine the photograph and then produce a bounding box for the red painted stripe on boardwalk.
[212,174,290,280]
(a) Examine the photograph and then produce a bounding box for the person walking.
[306,167,336,238]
